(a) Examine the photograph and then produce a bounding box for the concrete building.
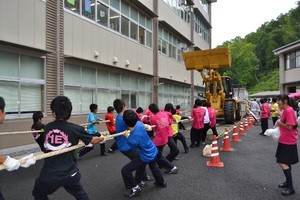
[0,0,215,149]
[274,39,300,94]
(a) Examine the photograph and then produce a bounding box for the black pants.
[190,127,202,146]
[166,137,179,162]
[122,150,147,185]
[0,191,4,200]
[32,171,89,200]
[79,132,106,156]
[201,123,210,142]
[156,145,174,171]
[260,118,269,134]
[110,141,118,151]
[209,126,218,136]
[121,155,164,189]
[272,117,278,126]
[173,132,189,151]
[78,143,106,157]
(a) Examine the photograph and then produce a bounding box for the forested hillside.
[217,2,300,94]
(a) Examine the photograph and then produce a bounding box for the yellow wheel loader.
[183,48,242,124]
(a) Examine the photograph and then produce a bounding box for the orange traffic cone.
[232,123,241,142]
[239,120,246,135]
[220,128,234,151]
[207,135,224,168]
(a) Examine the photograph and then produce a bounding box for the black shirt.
[31,122,45,152]
[39,120,92,183]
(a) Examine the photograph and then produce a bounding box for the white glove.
[4,156,20,171]
[100,136,107,144]
[144,124,152,131]
[20,153,36,168]
[275,119,280,127]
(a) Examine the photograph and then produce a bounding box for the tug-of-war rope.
[0,118,193,170]
[0,119,191,136]
[0,130,128,171]
[0,116,196,170]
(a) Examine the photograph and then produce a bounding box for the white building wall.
[64,12,153,75]
[193,32,210,50]
[157,0,190,41]
[158,54,191,83]
[193,0,210,21]
[0,0,46,50]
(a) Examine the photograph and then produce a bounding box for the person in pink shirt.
[163,103,179,162]
[207,102,218,136]
[144,108,154,124]
[149,103,178,174]
[190,99,206,148]
[260,98,270,136]
[275,94,298,196]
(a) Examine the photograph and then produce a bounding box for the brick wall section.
[46,0,64,115]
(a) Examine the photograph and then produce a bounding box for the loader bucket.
[182,48,231,70]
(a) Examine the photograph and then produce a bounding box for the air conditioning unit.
[178,43,188,51]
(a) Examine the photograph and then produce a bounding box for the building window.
[158,26,186,62]
[97,2,108,27]
[82,0,95,20]
[64,64,152,111]
[110,9,120,32]
[121,1,129,16]
[65,0,80,14]
[65,0,152,49]
[194,13,210,44]
[146,30,152,48]
[139,26,145,45]
[285,54,290,70]
[121,16,129,37]
[130,22,138,40]
[296,50,300,68]
[110,0,120,10]
[0,50,45,117]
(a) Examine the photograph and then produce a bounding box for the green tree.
[217,3,300,94]
[221,38,259,88]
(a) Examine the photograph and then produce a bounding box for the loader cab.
[222,76,234,99]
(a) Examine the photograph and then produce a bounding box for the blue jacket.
[127,121,158,163]
[115,114,131,152]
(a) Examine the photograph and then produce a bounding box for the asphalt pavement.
[1,120,300,200]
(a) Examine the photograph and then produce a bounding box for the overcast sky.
[211,0,298,48]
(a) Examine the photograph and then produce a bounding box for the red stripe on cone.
[239,120,246,135]
[207,135,224,168]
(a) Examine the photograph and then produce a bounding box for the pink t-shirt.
[260,103,270,119]
[144,109,154,123]
[207,107,217,127]
[279,106,298,145]
[191,107,205,129]
[150,111,173,146]
[162,110,174,137]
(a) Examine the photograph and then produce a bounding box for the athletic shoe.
[154,182,167,188]
[108,148,114,153]
[165,166,178,174]
[145,175,154,181]
[138,181,148,188]
[124,187,141,197]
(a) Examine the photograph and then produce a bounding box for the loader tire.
[224,101,236,124]
[236,102,242,121]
